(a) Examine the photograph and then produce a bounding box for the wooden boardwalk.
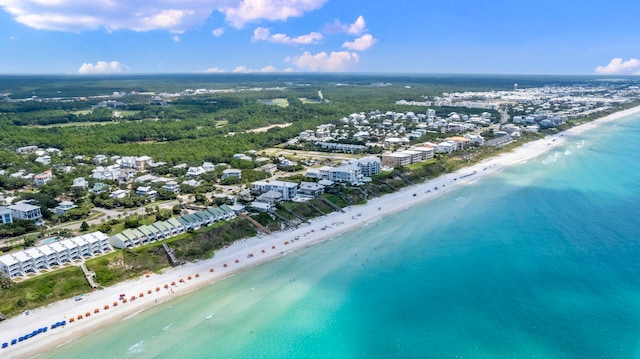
[239,214,272,234]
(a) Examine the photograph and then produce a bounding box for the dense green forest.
[0,74,515,164]
[1,74,636,164]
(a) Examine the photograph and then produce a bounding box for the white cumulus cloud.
[233,66,254,73]
[222,0,328,29]
[325,15,367,35]
[0,0,328,32]
[595,58,640,75]
[0,0,212,33]
[342,34,377,51]
[78,61,130,74]
[202,67,226,73]
[260,65,278,73]
[289,51,359,72]
[252,27,322,45]
[232,65,281,73]
[212,27,225,37]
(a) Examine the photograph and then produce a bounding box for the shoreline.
[3,105,640,358]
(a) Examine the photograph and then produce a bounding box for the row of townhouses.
[108,205,235,249]
[0,232,111,278]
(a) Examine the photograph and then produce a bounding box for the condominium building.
[0,232,111,278]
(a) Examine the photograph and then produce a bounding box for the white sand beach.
[2,105,640,358]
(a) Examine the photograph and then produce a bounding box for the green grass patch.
[322,194,349,208]
[33,121,119,128]
[114,110,140,117]
[0,267,89,317]
[70,109,93,115]
[299,97,323,104]
[258,98,289,107]
[215,120,228,128]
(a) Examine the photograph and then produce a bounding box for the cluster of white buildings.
[0,232,111,279]
[512,110,568,128]
[305,156,382,185]
[381,134,486,168]
[291,109,491,153]
[402,84,640,130]
[0,204,237,278]
[90,155,156,181]
[382,144,436,167]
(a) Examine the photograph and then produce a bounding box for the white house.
[202,162,215,172]
[34,155,51,165]
[162,181,181,193]
[34,170,53,187]
[298,182,324,197]
[54,201,77,215]
[305,166,332,180]
[350,157,381,177]
[187,166,206,177]
[0,206,13,224]
[251,180,298,201]
[8,202,42,222]
[435,142,456,154]
[72,177,89,189]
[464,134,485,145]
[109,189,129,199]
[329,164,364,184]
[136,186,158,199]
[222,169,241,180]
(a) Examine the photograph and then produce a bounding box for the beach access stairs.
[320,197,345,213]
[283,208,309,224]
[79,263,99,289]
[308,202,326,216]
[239,214,272,234]
[272,211,296,228]
[162,243,180,266]
[396,172,414,186]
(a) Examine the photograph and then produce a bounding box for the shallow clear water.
[47,114,640,358]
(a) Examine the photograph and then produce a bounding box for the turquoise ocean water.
[47,114,640,358]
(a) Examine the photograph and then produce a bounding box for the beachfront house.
[329,164,364,185]
[298,182,325,197]
[251,180,298,201]
[348,157,382,177]
[435,142,456,154]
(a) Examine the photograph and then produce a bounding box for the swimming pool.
[43,237,58,244]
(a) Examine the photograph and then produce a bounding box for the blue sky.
[0,0,639,75]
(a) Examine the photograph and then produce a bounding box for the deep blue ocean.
[47,113,640,358]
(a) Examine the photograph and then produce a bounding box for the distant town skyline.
[0,0,638,75]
